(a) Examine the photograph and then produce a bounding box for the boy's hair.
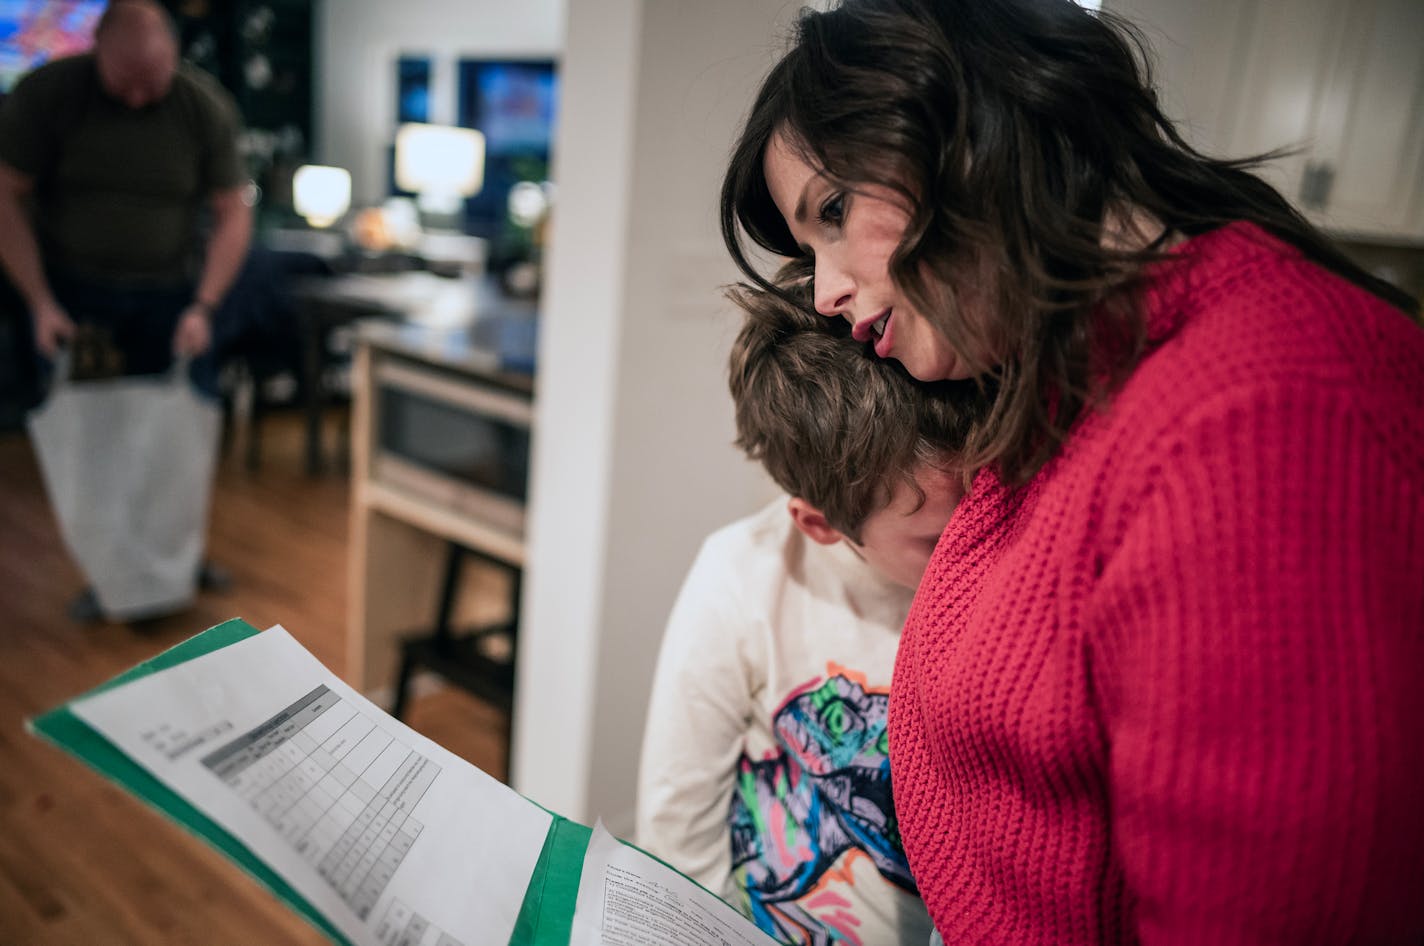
[728,279,988,541]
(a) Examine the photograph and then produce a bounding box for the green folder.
[27,617,593,946]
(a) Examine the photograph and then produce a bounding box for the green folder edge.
[25,617,592,946]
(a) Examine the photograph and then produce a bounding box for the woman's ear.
[787,497,847,546]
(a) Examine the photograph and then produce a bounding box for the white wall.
[318,0,794,831]
[512,0,797,829]
[315,0,565,204]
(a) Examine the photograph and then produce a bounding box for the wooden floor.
[0,410,509,945]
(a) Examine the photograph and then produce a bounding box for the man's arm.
[0,162,72,356]
[172,184,252,357]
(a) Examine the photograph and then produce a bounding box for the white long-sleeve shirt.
[635,498,934,946]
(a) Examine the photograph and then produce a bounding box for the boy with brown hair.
[635,281,987,946]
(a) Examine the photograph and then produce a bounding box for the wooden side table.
[347,310,536,767]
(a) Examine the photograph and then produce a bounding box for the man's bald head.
[94,0,179,110]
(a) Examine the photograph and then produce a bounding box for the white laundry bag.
[27,355,221,621]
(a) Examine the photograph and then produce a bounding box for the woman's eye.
[817,193,845,227]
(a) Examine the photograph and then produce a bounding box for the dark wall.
[167,0,316,221]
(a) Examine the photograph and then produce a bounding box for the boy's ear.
[787,497,846,546]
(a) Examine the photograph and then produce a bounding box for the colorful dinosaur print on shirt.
[728,666,916,946]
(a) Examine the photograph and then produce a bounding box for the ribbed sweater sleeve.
[1089,377,1424,944]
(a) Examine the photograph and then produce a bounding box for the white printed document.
[69,625,552,946]
[570,821,776,946]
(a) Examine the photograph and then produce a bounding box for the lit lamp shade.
[395,123,485,214]
[292,164,352,228]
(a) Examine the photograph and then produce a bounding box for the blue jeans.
[37,273,220,400]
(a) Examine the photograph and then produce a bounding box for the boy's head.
[727,280,989,588]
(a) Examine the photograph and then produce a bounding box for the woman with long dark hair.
[721,0,1424,942]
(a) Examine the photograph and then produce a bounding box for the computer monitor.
[0,0,104,96]
[456,59,558,238]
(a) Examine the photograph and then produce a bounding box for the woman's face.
[762,132,973,382]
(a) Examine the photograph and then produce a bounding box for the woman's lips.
[852,309,892,345]
[873,311,893,359]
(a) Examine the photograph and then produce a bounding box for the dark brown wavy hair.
[721,0,1416,485]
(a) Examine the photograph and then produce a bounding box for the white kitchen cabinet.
[1303,0,1424,240]
[1105,0,1424,242]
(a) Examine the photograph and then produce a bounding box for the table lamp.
[292,164,352,228]
[394,123,485,223]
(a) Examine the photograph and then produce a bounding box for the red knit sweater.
[890,223,1424,944]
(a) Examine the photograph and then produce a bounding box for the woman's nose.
[813,260,854,320]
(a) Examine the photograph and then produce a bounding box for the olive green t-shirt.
[0,53,244,285]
